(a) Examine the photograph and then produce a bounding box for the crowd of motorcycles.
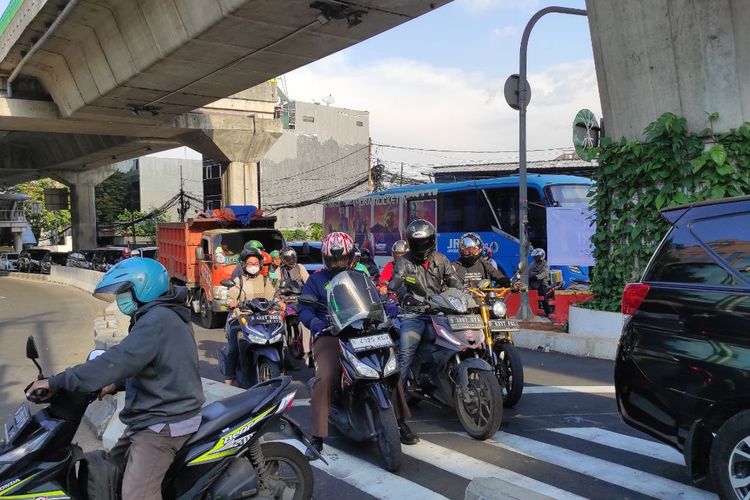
[0,271,525,499]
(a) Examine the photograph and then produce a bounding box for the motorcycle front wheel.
[494,342,524,408]
[259,441,314,500]
[455,370,503,440]
[370,400,402,472]
[258,357,282,383]
[286,321,305,360]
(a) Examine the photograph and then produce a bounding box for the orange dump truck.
[157,215,284,328]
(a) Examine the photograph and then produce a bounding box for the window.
[693,212,750,279]
[484,187,545,247]
[645,226,736,285]
[302,115,315,123]
[547,184,593,207]
[356,121,364,127]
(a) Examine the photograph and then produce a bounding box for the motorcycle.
[278,279,305,360]
[300,270,403,471]
[1,336,320,499]
[400,287,504,440]
[468,283,524,408]
[220,280,285,388]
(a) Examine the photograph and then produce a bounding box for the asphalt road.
[191,317,718,500]
[0,280,717,499]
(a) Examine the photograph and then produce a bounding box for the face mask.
[116,292,138,316]
[246,265,260,275]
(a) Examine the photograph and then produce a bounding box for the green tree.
[96,171,132,223]
[115,209,168,239]
[11,179,71,241]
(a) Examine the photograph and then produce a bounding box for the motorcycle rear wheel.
[455,370,503,440]
[370,401,402,472]
[259,441,314,500]
[494,343,524,408]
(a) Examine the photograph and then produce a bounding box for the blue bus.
[323,174,594,287]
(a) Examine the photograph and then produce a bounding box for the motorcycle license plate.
[447,315,484,330]
[2,403,31,446]
[349,334,393,352]
[488,319,520,332]
[251,314,281,324]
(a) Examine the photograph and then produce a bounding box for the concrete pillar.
[586,0,750,140]
[221,161,259,206]
[52,165,119,250]
[13,232,22,252]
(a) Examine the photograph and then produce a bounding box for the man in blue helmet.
[26,258,205,500]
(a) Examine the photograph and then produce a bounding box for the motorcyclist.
[268,250,282,285]
[452,232,511,288]
[389,219,464,381]
[27,258,204,500]
[298,232,418,459]
[482,245,499,270]
[222,248,278,385]
[359,247,380,281]
[277,246,312,366]
[529,248,551,316]
[379,240,408,295]
[231,240,265,280]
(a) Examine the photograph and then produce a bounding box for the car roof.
[662,195,750,224]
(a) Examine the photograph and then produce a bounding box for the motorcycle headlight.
[492,301,507,318]
[343,348,380,379]
[212,286,228,301]
[383,349,399,377]
[270,325,283,344]
[243,327,268,344]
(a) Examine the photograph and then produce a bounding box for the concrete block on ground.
[83,394,118,438]
[465,477,555,500]
[568,306,623,338]
[513,329,618,360]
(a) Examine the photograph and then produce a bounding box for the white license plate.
[349,334,393,352]
[3,403,31,445]
[251,314,281,324]
[489,319,520,331]
[447,314,484,330]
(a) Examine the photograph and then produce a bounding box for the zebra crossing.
[282,384,717,500]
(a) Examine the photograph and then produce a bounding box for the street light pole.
[516,6,587,320]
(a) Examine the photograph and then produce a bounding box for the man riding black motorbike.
[279,246,309,284]
[389,219,464,381]
[359,248,380,282]
[26,258,204,500]
[452,232,510,288]
[298,231,417,459]
[529,247,551,316]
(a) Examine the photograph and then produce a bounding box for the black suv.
[615,195,750,497]
[17,248,51,273]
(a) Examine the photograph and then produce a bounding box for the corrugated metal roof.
[430,158,597,174]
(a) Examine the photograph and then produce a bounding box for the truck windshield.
[547,184,592,207]
[214,234,246,265]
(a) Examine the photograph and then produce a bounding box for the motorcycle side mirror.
[478,279,491,290]
[26,336,39,360]
[220,279,235,288]
[195,246,205,262]
[87,349,106,361]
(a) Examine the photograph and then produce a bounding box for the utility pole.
[178,164,188,222]
[367,137,373,192]
[400,162,404,186]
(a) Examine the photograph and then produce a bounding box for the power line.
[262,144,369,185]
[266,175,369,212]
[374,142,571,154]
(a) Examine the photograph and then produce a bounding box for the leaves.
[710,144,727,166]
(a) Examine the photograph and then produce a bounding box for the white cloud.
[490,25,518,39]
[283,54,601,169]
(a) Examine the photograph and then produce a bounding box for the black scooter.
[301,270,403,471]
[0,336,321,499]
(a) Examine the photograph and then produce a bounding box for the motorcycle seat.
[187,381,284,444]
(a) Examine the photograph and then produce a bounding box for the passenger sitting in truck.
[214,242,234,264]
[223,248,278,386]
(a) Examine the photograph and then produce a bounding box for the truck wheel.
[200,292,220,329]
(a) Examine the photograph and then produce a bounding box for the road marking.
[481,432,714,499]
[523,385,615,394]
[403,439,584,500]
[280,439,448,500]
[550,427,685,466]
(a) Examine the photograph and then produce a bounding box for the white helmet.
[531,248,546,260]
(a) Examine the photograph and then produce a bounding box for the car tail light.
[622,283,650,315]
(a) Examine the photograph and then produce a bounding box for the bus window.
[438,190,492,233]
[546,184,592,207]
[486,187,546,250]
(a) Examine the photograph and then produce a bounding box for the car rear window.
[644,226,737,286]
[692,212,750,280]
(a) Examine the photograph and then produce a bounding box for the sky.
[0,0,601,174]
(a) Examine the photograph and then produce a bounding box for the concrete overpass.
[0,0,449,248]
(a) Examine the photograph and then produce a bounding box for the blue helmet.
[94,257,169,303]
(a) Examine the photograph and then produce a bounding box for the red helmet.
[321,232,355,274]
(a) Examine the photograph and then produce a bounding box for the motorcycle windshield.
[327,270,385,335]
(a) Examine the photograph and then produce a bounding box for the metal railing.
[0,209,26,222]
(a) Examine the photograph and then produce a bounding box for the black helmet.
[360,248,372,262]
[459,232,483,265]
[406,219,436,263]
[240,247,263,263]
[280,246,297,267]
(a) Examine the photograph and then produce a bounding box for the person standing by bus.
[529,248,551,316]
[452,233,510,288]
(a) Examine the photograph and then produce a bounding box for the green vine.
[589,112,750,311]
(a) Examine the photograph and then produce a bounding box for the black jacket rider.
[389,251,463,311]
[452,258,510,288]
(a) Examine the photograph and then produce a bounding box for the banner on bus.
[545,206,595,266]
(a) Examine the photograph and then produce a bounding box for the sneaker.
[305,436,324,460]
[398,421,419,445]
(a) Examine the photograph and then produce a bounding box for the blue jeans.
[224,319,240,378]
[398,315,435,380]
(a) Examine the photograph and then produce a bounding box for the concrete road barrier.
[50,266,104,294]
[513,328,618,360]
[465,477,555,500]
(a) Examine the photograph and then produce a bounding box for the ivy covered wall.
[589,113,750,311]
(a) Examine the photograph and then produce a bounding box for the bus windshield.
[547,184,592,207]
